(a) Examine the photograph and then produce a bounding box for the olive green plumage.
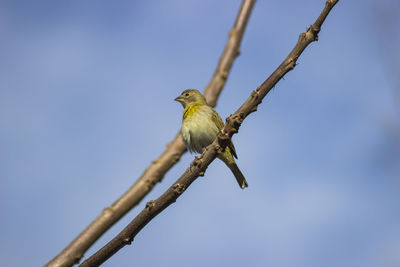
[175,89,248,189]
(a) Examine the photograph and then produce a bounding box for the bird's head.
[174,89,207,108]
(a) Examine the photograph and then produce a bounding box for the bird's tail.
[227,162,248,189]
[218,150,248,189]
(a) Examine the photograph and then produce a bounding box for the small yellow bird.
[175,89,248,189]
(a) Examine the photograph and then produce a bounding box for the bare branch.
[203,0,255,107]
[46,1,256,266]
[79,1,339,266]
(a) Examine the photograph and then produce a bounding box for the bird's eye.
[185,93,189,97]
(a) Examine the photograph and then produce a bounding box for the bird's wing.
[211,108,238,159]
[211,109,225,130]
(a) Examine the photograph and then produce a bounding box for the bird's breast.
[181,107,220,154]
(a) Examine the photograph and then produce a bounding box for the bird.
[175,89,248,189]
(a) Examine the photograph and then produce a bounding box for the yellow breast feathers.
[183,104,202,120]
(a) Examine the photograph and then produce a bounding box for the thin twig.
[46,1,256,266]
[79,1,339,266]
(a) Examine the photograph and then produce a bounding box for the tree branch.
[46,1,256,266]
[79,0,339,266]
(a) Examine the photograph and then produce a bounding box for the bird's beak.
[174,96,184,103]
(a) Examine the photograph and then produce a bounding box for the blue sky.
[1,0,399,266]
